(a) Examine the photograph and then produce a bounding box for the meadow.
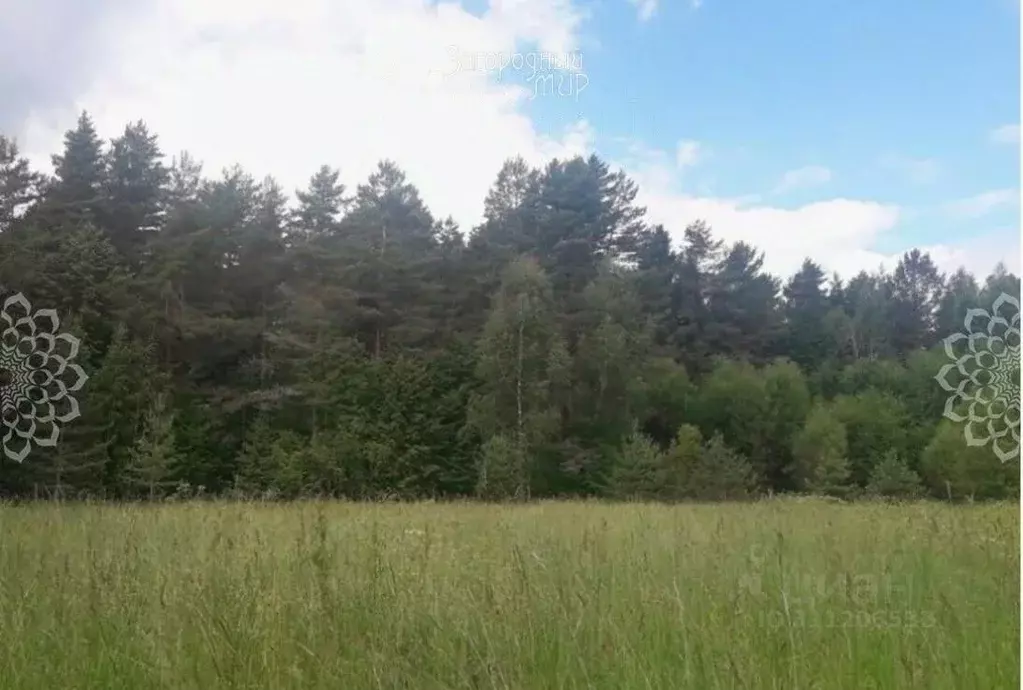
[0,498,1017,689]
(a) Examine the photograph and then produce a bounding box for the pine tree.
[841,270,893,361]
[979,262,1022,307]
[935,268,981,338]
[674,221,722,374]
[632,224,678,349]
[705,241,782,364]
[784,259,830,370]
[479,157,539,243]
[337,160,438,356]
[0,111,1020,504]
[293,165,349,237]
[0,136,39,232]
[889,250,944,354]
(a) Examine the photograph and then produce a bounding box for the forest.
[0,112,1018,501]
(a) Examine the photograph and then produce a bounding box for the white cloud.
[879,154,941,185]
[626,0,658,21]
[618,146,1016,280]
[773,165,832,194]
[21,0,593,237]
[14,0,1016,286]
[944,189,1020,218]
[675,139,701,168]
[640,189,901,280]
[915,230,1021,278]
[990,123,1021,145]
[615,151,900,279]
[826,232,1021,283]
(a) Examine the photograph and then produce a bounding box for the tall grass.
[0,498,1017,689]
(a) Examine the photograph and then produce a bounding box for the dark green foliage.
[0,114,1017,501]
[566,262,652,488]
[783,259,832,370]
[47,111,106,222]
[476,434,526,500]
[604,426,667,499]
[673,221,723,375]
[234,412,279,494]
[126,392,179,498]
[467,257,568,498]
[693,359,771,482]
[680,433,758,501]
[663,423,703,500]
[705,242,782,364]
[866,450,923,499]
[830,391,913,487]
[293,165,348,237]
[0,136,39,232]
[919,422,1018,500]
[638,357,694,448]
[790,404,851,497]
[888,249,944,354]
[761,359,812,489]
[104,120,169,265]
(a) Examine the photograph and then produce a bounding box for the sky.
[2,0,1020,282]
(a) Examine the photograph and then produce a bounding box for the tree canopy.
[0,113,1017,501]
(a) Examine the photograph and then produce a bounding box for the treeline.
[0,112,1017,501]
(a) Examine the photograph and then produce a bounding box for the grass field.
[0,498,1017,689]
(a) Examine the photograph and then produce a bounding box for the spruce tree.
[126,392,178,498]
[48,111,106,221]
[866,450,923,499]
[606,427,666,500]
[104,120,169,265]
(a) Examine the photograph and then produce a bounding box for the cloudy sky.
[2,0,1020,281]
